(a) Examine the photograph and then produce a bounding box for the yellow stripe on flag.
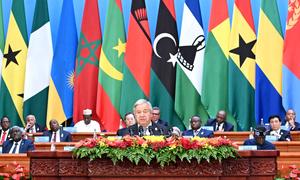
[211,18,230,59]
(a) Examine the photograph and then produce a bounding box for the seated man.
[74,109,101,132]
[266,115,291,141]
[284,109,300,131]
[117,112,136,136]
[205,110,234,131]
[124,99,168,136]
[182,115,213,138]
[43,119,72,142]
[0,116,11,144]
[151,107,168,128]
[25,114,43,133]
[244,126,275,150]
[2,126,35,154]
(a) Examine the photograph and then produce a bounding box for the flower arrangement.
[0,161,27,180]
[73,136,238,167]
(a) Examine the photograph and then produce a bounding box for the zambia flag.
[0,0,28,126]
[255,0,286,123]
[150,0,183,129]
[120,0,152,117]
[73,0,101,123]
[97,0,126,131]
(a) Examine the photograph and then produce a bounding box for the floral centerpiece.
[73,135,238,167]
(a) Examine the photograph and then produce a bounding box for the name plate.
[238,145,257,150]
[63,127,77,133]
[34,136,49,142]
[201,126,214,131]
[0,147,2,154]
[266,135,278,142]
[64,146,75,151]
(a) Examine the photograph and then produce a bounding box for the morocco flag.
[73,0,101,123]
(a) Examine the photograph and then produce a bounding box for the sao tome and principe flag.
[73,0,102,124]
[119,0,152,118]
[228,0,256,130]
[255,0,286,123]
[0,0,28,126]
[150,0,183,129]
[23,0,53,128]
[97,0,126,131]
[47,0,78,126]
[175,0,208,128]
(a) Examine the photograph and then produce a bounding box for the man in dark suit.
[151,107,168,128]
[117,112,136,136]
[1,116,11,144]
[244,126,275,150]
[284,109,300,131]
[182,115,213,138]
[123,99,168,136]
[205,110,234,132]
[266,115,291,141]
[25,114,43,133]
[43,119,72,142]
[2,126,35,153]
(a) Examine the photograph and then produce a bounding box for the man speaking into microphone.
[123,99,168,136]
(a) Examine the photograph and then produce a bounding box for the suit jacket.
[26,123,43,133]
[0,129,11,142]
[243,139,275,150]
[266,129,291,141]
[182,128,214,138]
[2,139,35,153]
[290,122,300,131]
[117,128,127,136]
[42,130,72,142]
[153,119,168,127]
[123,123,168,136]
[205,119,234,131]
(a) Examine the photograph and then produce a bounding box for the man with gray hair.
[123,99,168,136]
[25,114,43,133]
[2,126,35,153]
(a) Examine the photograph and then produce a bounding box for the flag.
[228,0,256,130]
[0,0,4,88]
[120,0,152,116]
[202,0,231,120]
[47,0,78,126]
[282,0,300,119]
[23,0,53,128]
[256,0,286,123]
[0,0,28,126]
[150,0,183,129]
[174,0,208,128]
[73,0,101,124]
[97,0,126,131]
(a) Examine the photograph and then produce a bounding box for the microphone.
[159,128,164,136]
[129,128,134,136]
[138,126,144,136]
[148,126,154,135]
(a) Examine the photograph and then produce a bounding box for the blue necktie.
[12,142,18,154]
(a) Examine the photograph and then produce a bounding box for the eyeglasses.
[152,113,160,115]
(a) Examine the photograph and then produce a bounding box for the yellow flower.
[98,141,107,147]
[141,143,148,148]
[143,136,164,142]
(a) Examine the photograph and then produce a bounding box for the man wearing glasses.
[151,107,168,128]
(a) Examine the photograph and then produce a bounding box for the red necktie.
[52,132,57,142]
[1,131,7,143]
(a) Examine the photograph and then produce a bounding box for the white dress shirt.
[51,130,61,142]
[0,129,9,142]
[9,139,22,154]
[74,120,101,132]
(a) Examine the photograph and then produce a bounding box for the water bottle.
[249,127,254,139]
[260,118,264,126]
[93,129,97,139]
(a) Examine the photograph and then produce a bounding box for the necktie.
[216,124,219,131]
[52,132,57,142]
[12,142,18,154]
[1,131,7,143]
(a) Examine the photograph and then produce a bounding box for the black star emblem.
[229,35,256,67]
[17,93,24,98]
[3,45,21,68]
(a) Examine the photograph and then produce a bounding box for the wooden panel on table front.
[0,154,30,176]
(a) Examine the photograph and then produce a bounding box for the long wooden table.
[28,150,279,180]
[27,131,300,142]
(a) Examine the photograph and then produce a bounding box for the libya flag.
[228,0,256,130]
[23,0,53,128]
[120,0,152,117]
[0,0,28,126]
[97,0,126,131]
[150,0,183,129]
[73,0,101,124]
